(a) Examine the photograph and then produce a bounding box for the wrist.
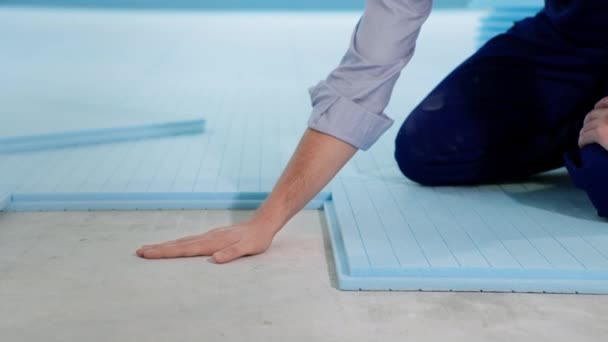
[246,212,285,234]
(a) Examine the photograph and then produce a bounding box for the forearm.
[249,128,357,233]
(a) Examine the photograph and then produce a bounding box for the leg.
[565,144,608,218]
[394,11,608,186]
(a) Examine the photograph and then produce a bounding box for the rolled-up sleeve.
[308,0,433,150]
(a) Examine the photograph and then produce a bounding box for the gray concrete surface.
[1,209,607,341]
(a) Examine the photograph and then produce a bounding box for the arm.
[136,0,433,263]
[252,129,357,232]
[136,128,356,263]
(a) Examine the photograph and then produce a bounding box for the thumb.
[212,242,248,264]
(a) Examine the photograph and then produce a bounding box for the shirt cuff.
[307,80,394,151]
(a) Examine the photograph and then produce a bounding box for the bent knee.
[394,128,450,186]
[393,122,495,186]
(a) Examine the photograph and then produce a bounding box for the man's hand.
[136,220,276,264]
[579,96,608,150]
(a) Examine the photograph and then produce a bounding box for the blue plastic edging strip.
[6,191,332,211]
[0,119,205,154]
[0,193,10,212]
[334,271,608,294]
[323,198,353,283]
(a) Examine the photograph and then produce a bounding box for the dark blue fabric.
[565,144,608,217]
[394,2,608,217]
[544,0,608,48]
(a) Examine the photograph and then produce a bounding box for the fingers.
[579,126,601,148]
[584,111,596,125]
[212,242,249,264]
[136,241,184,256]
[137,233,228,258]
[583,108,605,125]
[136,227,241,259]
[138,240,215,259]
[136,234,206,253]
[595,96,608,109]
[135,229,222,256]
[134,225,268,263]
[580,106,608,149]
[580,119,601,135]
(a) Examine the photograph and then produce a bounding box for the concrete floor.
[1,210,607,341]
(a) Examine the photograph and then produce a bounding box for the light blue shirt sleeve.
[307,0,433,150]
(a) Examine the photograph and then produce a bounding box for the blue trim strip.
[323,199,354,280]
[335,273,608,293]
[6,191,331,211]
[0,193,10,212]
[0,119,205,154]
